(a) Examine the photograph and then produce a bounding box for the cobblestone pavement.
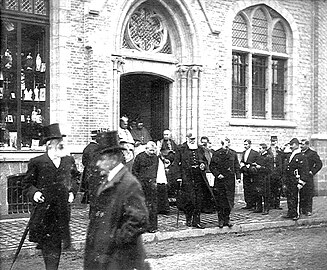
[1,196,326,259]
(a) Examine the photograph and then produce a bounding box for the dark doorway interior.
[120,74,170,141]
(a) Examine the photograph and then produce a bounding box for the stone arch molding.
[111,0,201,64]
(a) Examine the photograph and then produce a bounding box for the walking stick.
[176,180,182,228]
[9,208,35,270]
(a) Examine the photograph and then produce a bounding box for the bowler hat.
[42,123,66,144]
[97,131,126,153]
[289,138,300,145]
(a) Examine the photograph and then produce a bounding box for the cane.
[176,180,182,228]
[9,207,36,270]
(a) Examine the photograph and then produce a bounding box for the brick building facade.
[0,0,326,216]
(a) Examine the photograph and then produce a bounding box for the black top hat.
[97,131,126,153]
[42,123,66,144]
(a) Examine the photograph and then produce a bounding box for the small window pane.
[272,59,285,119]
[232,15,248,48]
[272,22,286,53]
[232,53,247,117]
[252,9,268,51]
[252,56,266,118]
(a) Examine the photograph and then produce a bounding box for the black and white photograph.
[0,0,326,269]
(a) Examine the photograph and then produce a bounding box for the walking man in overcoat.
[173,131,211,229]
[283,138,309,220]
[84,131,149,270]
[23,123,80,270]
[300,139,322,215]
[210,138,241,228]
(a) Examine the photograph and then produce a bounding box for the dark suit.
[284,150,310,218]
[84,165,149,270]
[80,141,100,204]
[255,151,273,213]
[240,148,260,208]
[210,148,241,224]
[173,143,211,226]
[23,153,80,270]
[300,148,322,213]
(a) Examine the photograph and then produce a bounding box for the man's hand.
[240,162,245,167]
[297,184,303,190]
[218,174,224,179]
[68,192,74,203]
[33,191,45,203]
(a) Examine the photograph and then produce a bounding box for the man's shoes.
[262,211,269,215]
[218,221,224,228]
[224,222,233,228]
[292,215,300,221]
[193,223,205,229]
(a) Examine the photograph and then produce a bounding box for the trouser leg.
[42,241,62,270]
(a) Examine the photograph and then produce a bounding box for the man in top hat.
[22,123,81,270]
[80,130,101,204]
[300,139,322,216]
[283,138,309,220]
[84,130,149,270]
[173,130,211,229]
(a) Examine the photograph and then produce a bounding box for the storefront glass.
[0,0,49,150]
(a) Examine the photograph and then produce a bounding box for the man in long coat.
[254,143,273,215]
[283,138,309,220]
[240,139,260,209]
[300,139,322,215]
[173,131,211,229]
[84,131,149,270]
[132,141,160,232]
[210,138,241,228]
[23,123,80,270]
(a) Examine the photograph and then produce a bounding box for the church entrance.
[120,73,171,141]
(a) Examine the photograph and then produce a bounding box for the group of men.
[21,120,323,270]
[240,137,322,221]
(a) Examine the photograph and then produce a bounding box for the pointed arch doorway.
[120,73,171,141]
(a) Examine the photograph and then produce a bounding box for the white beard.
[187,142,198,150]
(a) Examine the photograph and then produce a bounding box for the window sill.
[229,118,297,128]
[0,150,45,162]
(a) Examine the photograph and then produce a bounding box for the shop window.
[1,1,49,150]
[231,5,289,120]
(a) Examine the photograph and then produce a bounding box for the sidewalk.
[1,196,326,259]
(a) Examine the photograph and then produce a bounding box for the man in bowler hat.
[84,131,150,270]
[23,123,80,270]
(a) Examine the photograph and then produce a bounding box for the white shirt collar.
[107,163,124,182]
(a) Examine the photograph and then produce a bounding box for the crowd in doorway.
[20,120,323,270]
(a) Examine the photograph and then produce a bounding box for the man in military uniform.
[283,138,309,220]
[174,131,211,229]
[300,139,322,216]
[210,138,241,228]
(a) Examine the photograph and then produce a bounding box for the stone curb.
[2,217,326,260]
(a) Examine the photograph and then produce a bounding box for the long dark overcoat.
[173,143,211,210]
[84,166,149,270]
[209,148,241,209]
[23,153,80,246]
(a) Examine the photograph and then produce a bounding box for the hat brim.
[99,146,126,154]
[42,135,66,144]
